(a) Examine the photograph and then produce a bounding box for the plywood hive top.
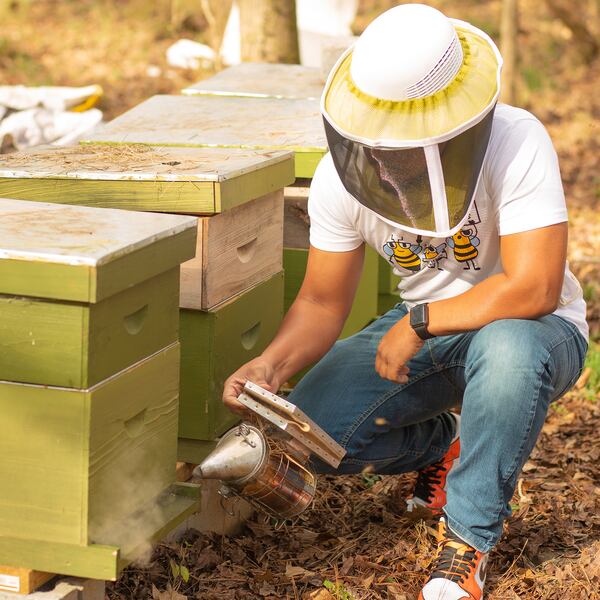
[84,95,327,154]
[0,198,197,302]
[0,144,292,182]
[182,63,325,100]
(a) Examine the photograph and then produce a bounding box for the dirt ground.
[107,389,599,600]
[1,1,599,598]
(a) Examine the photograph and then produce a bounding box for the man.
[223,4,588,599]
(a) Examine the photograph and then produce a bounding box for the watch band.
[410,303,435,341]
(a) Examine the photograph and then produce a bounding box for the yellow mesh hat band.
[322,22,502,148]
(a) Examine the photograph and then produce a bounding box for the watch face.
[411,304,427,328]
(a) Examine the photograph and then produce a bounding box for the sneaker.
[419,518,488,600]
[406,413,460,518]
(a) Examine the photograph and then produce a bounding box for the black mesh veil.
[323,108,495,236]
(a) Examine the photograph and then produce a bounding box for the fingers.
[375,351,410,384]
[223,375,251,415]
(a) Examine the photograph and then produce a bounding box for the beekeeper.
[223,4,588,599]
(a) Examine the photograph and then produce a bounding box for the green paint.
[0,156,295,215]
[293,151,325,178]
[0,268,179,388]
[377,292,402,314]
[282,246,379,339]
[0,344,180,560]
[215,160,294,211]
[0,227,197,304]
[0,178,216,213]
[177,439,217,464]
[0,484,200,580]
[178,273,283,442]
[0,537,120,581]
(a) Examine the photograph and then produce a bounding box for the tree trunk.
[239,0,300,64]
[500,0,518,105]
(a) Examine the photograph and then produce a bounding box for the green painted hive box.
[82,94,327,179]
[0,144,293,214]
[178,272,284,461]
[0,198,197,388]
[0,343,200,580]
[182,63,325,101]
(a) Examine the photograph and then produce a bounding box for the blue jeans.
[288,304,587,552]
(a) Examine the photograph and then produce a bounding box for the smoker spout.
[192,424,267,483]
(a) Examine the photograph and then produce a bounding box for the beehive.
[0,146,292,453]
[83,94,327,179]
[0,145,291,311]
[178,272,284,463]
[182,62,325,100]
[0,199,199,579]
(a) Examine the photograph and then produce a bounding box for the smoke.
[87,435,180,567]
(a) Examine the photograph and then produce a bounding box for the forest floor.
[1,1,599,599]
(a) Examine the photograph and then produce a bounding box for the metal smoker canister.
[195,423,317,519]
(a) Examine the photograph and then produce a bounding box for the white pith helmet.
[350,4,463,103]
[321,3,503,238]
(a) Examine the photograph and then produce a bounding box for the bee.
[383,238,422,272]
[447,223,480,270]
[424,242,447,270]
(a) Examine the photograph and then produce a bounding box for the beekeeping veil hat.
[321,3,502,238]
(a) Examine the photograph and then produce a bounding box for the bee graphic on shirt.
[423,242,447,270]
[447,223,480,270]
[383,237,422,272]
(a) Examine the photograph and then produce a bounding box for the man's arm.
[376,222,568,382]
[222,243,366,412]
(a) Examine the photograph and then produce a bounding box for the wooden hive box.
[182,63,325,100]
[0,344,200,580]
[0,198,197,388]
[82,94,327,179]
[0,145,292,310]
[0,199,200,579]
[178,272,284,463]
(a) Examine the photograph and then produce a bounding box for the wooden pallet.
[0,566,54,595]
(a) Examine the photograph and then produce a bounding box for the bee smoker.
[193,381,346,521]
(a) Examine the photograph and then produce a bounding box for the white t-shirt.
[308,104,589,340]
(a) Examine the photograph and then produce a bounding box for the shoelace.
[429,538,478,584]
[413,460,445,502]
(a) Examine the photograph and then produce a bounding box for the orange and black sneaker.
[406,413,460,518]
[419,518,488,600]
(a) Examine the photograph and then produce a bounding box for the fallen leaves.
[107,389,600,600]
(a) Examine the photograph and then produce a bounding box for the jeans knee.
[464,320,551,416]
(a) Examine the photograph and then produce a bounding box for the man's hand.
[222,357,281,416]
[376,315,424,383]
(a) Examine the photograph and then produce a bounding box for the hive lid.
[0,198,198,302]
[0,145,294,214]
[83,95,327,178]
[182,63,324,100]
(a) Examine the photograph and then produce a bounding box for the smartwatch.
[410,303,435,340]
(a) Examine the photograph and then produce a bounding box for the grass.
[583,341,600,401]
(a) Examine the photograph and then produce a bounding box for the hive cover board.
[83,95,327,178]
[0,144,294,214]
[182,62,325,100]
[0,197,197,302]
